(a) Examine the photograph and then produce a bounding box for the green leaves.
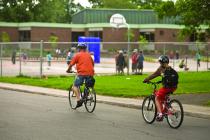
[0,0,83,23]
[1,32,10,42]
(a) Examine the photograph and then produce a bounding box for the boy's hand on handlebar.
[143,78,149,83]
[66,69,72,73]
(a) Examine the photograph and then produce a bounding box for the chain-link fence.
[0,41,209,77]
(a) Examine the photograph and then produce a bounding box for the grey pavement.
[0,82,210,120]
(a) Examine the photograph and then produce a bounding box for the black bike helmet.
[158,55,169,64]
[77,43,87,49]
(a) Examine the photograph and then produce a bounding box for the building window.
[172,33,176,38]
[159,30,164,36]
[88,31,103,41]
[19,31,31,41]
[140,32,155,42]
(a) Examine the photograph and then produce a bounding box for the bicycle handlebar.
[143,80,162,89]
[66,70,76,74]
[145,81,162,85]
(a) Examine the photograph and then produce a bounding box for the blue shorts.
[74,75,93,87]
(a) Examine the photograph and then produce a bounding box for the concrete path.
[0,82,209,119]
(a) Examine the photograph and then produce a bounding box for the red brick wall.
[103,28,139,50]
[0,27,19,42]
[155,29,180,42]
[31,27,71,42]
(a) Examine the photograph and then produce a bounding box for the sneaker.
[156,113,163,122]
[76,100,83,108]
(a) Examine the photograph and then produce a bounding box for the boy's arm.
[66,54,77,73]
[143,66,162,82]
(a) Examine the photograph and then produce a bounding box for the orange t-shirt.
[70,51,94,76]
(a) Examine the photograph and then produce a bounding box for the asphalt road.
[0,89,210,140]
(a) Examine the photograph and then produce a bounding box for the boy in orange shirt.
[66,43,94,108]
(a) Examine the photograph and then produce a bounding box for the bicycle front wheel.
[166,99,184,129]
[68,85,77,110]
[84,88,96,113]
[142,96,157,124]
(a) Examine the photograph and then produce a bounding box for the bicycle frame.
[149,81,173,117]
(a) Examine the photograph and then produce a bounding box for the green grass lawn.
[0,72,210,97]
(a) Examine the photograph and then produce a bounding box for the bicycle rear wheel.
[68,85,77,109]
[166,99,184,129]
[142,96,157,124]
[84,88,96,113]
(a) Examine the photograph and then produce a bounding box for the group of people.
[46,47,78,70]
[115,49,145,75]
[11,50,27,65]
[66,43,178,122]
[131,49,144,75]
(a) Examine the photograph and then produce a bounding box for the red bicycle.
[141,81,184,129]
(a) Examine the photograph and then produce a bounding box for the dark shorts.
[132,63,137,70]
[74,75,93,87]
[137,62,143,69]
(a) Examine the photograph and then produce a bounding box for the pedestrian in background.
[46,51,52,69]
[116,50,125,74]
[196,51,201,67]
[175,50,179,60]
[11,50,16,64]
[55,48,61,60]
[115,50,119,74]
[66,48,75,65]
[137,51,144,75]
[131,49,138,74]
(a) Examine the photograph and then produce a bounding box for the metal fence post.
[207,44,209,70]
[126,23,130,75]
[40,40,43,78]
[0,44,2,77]
[19,46,22,75]
[163,43,166,55]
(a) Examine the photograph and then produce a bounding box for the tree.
[48,33,58,49]
[1,32,10,42]
[138,35,148,50]
[0,0,84,23]
[131,0,163,9]
[155,0,210,41]
[89,0,137,9]
[89,0,164,9]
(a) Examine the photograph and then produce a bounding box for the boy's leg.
[73,76,84,108]
[155,88,167,121]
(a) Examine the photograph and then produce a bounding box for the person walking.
[11,50,16,64]
[46,52,52,69]
[131,49,138,74]
[115,50,120,74]
[116,50,125,74]
[137,51,144,75]
[196,51,201,67]
[66,48,75,65]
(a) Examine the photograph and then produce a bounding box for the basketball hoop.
[110,14,127,28]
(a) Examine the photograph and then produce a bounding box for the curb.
[0,85,210,120]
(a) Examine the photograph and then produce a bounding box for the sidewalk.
[0,82,210,119]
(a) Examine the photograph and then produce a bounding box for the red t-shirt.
[70,51,94,76]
